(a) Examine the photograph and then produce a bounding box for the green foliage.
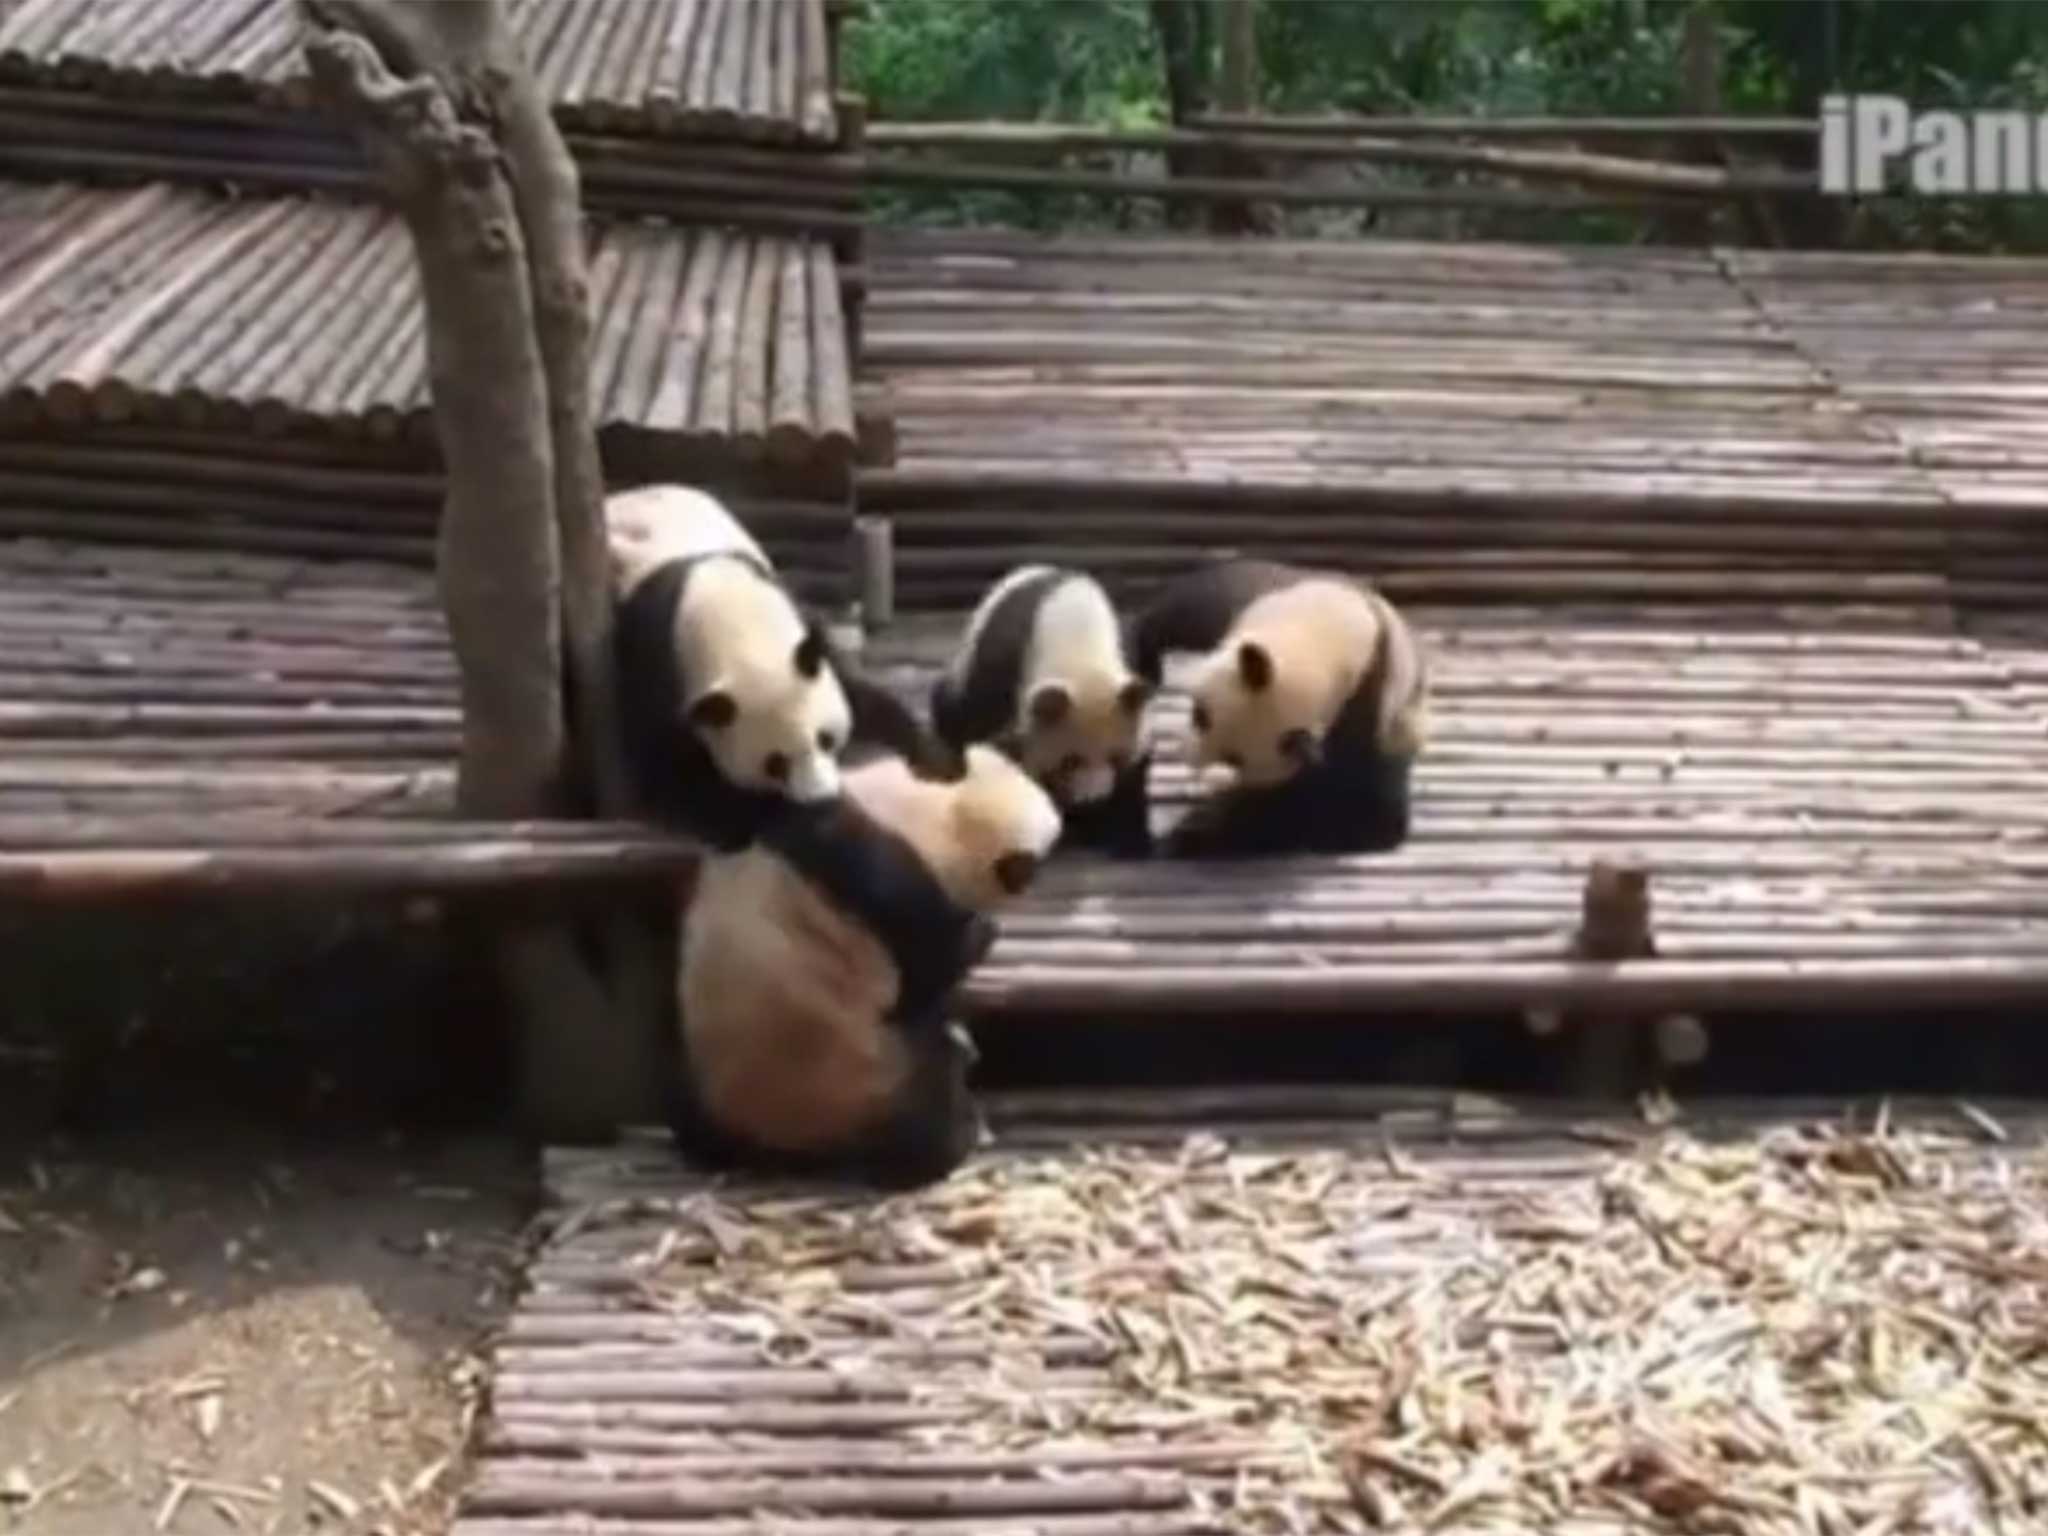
[846,0,1164,124]
[846,0,2048,252]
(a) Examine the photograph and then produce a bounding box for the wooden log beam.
[1190,111,1817,142]
[0,837,696,903]
[863,157,1696,210]
[858,468,1961,525]
[961,954,2048,1016]
[866,123,1810,196]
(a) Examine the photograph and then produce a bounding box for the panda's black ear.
[793,628,827,680]
[1027,683,1073,728]
[1116,677,1153,716]
[1237,641,1273,692]
[687,689,738,731]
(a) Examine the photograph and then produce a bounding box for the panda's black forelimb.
[1163,748,1413,859]
[1058,751,1156,859]
[843,1023,980,1190]
[807,618,964,780]
[758,798,991,1027]
[1130,559,1302,677]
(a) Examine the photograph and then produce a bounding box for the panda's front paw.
[963,914,1000,968]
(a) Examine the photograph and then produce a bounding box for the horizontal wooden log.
[492,1339,1110,1371]
[464,1471,1189,1519]
[1189,111,1818,142]
[0,839,696,903]
[867,123,1808,196]
[488,1402,954,1435]
[961,954,2048,1016]
[864,156,1693,210]
[0,140,870,232]
[454,1515,1215,1536]
[478,1442,1262,1478]
[858,468,1966,524]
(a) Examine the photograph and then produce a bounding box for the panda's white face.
[678,563,853,804]
[689,650,852,802]
[1186,639,1331,791]
[1015,674,1150,806]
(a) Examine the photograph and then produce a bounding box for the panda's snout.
[993,851,1041,896]
[1064,762,1116,805]
[784,751,841,803]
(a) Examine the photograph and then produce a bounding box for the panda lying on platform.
[930,564,1156,858]
[662,740,1062,1190]
[606,483,938,850]
[1132,558,1431,859]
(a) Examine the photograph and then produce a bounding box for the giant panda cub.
[664,741,1062,1190]
[607,483,939,850]
[1132,558,1430,859]
[930,565,1156,858]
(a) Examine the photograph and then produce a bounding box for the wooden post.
[1662,0,1721,247]
[1209,0,1261,234]
[854,514,894,633]
[1219,0,1257,118]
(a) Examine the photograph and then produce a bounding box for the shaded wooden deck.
[856,608,2048,1017]
[857,230,2048,615]
[459,1095,2048,1536]
[5,233,2048,1018]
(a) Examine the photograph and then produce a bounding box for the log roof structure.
[0,180,857,467]
[0,0,873,892]
[0,0,845,145]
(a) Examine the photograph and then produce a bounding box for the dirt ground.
[0,1127,532,1536]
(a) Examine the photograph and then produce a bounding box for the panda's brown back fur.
[681,852,911,1151]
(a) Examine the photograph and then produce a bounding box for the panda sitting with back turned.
[660,738,1062,1190]
[604,483,943,851]
[1131,557,1431,859]
[930,564,1156,858]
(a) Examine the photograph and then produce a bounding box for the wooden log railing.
[1189,112,1817,144]
[863,113,1826,239]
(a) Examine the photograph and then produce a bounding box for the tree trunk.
[301,0,658,1141]
[1208,0,1262,235]
[1659,0,1720,247]
[1148,0,1211,231]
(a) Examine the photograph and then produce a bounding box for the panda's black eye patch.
[1191,703,1211,733]
[763,752,791,782]
[817,730,838,752]
[793,631,826,679]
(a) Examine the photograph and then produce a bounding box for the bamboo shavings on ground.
[573,1122,2048,1534]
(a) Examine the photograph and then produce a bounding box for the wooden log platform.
[0,179,862,487]
[0,532,695,901]
[466,1095,2048,1535]
[0,0,844,149]
[854,230,2048,612]
[858,604,2048,1019]
[11,521,2048,1022]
